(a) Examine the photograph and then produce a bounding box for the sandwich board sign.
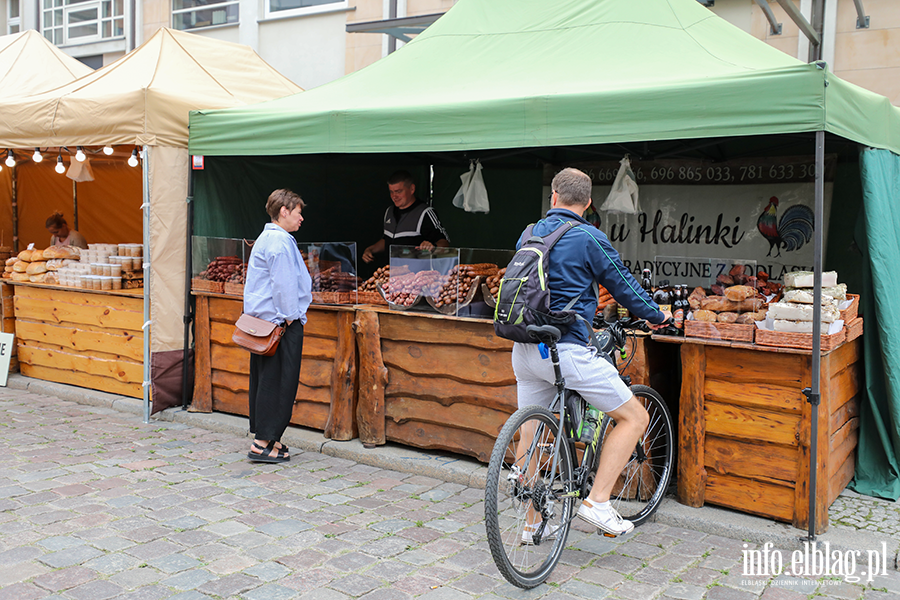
[0,332,13,386]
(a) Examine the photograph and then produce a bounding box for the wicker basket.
[755,327,846,352]
[684,320,755,343]
[356,290,388,305]
[840,294,859,323]
[223,282,244,296]
[846,317,864,342]
[312,291,339,304]
[192,278,224,294]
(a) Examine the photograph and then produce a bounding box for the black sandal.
[247,440,290,463]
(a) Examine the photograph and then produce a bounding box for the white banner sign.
[0,332,13,387]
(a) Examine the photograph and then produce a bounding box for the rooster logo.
[757,196,814,257]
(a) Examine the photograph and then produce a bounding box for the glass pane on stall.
[191,236,243,294]
[300,242,359,305]
[386,245,459,314]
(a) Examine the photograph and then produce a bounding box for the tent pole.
[182,168,194,410]
[73,181,78,231]
[804,130,826,540]
[142,145,151,424]
[11,164,18,254]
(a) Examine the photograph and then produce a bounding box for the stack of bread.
[765,271,845,333]
[689,284,768,324]
[2,247,81,284]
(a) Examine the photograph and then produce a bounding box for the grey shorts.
[511,342,633,413]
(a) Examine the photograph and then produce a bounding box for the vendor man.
[46,211,88,249]
[362,170,450,264]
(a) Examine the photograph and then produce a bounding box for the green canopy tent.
[188,0,900,519]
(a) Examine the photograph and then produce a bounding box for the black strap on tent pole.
[181,168,194,410]
[804,130,826,542]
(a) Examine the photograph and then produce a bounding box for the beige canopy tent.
[0,29,93,250]
[0,27,302,418]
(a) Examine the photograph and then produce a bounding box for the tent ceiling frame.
[754,0,782,35]
[346,12,444,43]
[774,0,820,46]
[853,0,870,29]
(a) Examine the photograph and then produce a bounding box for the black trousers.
[248,320,303,442]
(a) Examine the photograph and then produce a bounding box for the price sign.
[0,332,13,387]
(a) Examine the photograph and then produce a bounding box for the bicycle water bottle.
[579,406,601,444]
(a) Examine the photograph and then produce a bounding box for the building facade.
[0,0,898,105]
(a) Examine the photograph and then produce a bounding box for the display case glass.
[300,242,360,305]
[384,246,514,317]
[191,236,247,295]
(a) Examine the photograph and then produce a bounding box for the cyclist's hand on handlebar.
[649,311,673,331]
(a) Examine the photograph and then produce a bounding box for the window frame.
[7,0,21,34]
[263,0,347,21]
[40,0,125,45]
[171,0,240,31]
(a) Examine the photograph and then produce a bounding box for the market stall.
[187,0,900,531]
[0,28,301,413]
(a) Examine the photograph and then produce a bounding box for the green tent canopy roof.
[188,0,900,156]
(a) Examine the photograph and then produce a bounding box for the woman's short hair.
[551,168,592,207]
[45,211,67,229]
[266,189,306,221]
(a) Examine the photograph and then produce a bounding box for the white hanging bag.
[452,159,490,214]
[600,156,640,214]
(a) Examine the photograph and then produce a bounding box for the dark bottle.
[641,269,653,295]
[673,285,686,331]
[653,280,672,313]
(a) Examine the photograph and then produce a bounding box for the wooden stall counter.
[653,334,862,533]
[1,283,18,373]
[191,292,358,441]
[9,281,144,398]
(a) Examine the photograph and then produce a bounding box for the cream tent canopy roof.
[0,27,302,148]
[0,30,92,99]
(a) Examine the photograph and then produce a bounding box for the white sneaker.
[521,522,559,545]
[577,500,634,536]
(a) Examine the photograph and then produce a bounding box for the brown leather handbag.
[232,313,284,356]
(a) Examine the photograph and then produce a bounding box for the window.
[266,0,345,18]
[7,0,21,34]
[41,0,124,45]
[172,0,238,30]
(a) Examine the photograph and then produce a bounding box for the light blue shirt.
[243,223,312,325]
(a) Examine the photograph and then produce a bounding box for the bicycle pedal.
[601,532,619,538]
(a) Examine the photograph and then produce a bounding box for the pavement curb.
[5,373,898,570]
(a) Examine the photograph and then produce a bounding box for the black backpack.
[493,220,581,343]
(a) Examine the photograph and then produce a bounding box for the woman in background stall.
[45,211,88,249]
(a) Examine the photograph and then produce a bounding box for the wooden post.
[190,295,212,412]
[678,343,707,507]
[794,358,815,531]
[354,309,387,447]
[324,311,358,441]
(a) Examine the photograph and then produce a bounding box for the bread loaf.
[17,249,33,261]
[55,246,80,259]
[693,310,718,322]
[26,261,48,275]
[717,312,739,323]
[11,272,29,281]
[700,296,739,312]
[724,285,757,302]
[5,257,17,266]
[687,287,706,310]
[13,261,27,273]
[3,265,13,273]
[30,249,45,261]
[28,273,48,283]
[42,246,60,259]
[736,298,765,312]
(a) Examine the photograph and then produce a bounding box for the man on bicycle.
[512,167,670,537]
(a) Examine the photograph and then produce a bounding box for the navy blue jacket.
[517,208,665,346]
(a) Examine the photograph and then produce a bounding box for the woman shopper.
[244,189,312,463]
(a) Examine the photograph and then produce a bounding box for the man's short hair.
[266,189,305,221]
[387,170,415,186]
[552,168,592,207]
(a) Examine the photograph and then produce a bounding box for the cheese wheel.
[26,261,48,275]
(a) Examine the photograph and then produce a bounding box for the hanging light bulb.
[4,151,13,168]
[55,155,66,174]
[102,145,114,155]
[75,147,86,162]
[128,148,139,168]
[33,148,43,163]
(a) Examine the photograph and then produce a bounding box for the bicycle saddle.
[526,324,561,344]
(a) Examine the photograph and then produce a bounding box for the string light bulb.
[102,145,114,155]
[55,155,65,174]
[75,147,86,162]
[32,148,43,163]
[4,151,13,168]
[128,148,139,168]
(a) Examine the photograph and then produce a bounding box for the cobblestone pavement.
[2,387,900,600]
[830,490,900,538]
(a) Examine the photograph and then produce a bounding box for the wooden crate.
[677,338,862,533]
[11,284,144,397]
[684,320,754,343]
[192,278,223,294]
[222,282,244,296]
[191,294,358,440]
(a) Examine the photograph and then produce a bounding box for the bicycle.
[484,319,675,589]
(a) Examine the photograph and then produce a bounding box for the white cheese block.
[784,283,847,302]
[783,271,838,288]
[773,319,843,334]
[782,289,838,307]
[767,301,839,323]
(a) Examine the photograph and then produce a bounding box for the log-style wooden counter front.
[190,292,358,440]
[655,335,862,533]
[9,281,144,397]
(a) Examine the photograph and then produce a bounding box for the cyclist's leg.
[587,396,649,504]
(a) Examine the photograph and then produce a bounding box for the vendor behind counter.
[46,211,87,249]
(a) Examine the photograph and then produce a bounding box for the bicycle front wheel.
[484,405,575,589]
[597,384,674,526]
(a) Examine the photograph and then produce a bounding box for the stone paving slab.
[2,385,900,599]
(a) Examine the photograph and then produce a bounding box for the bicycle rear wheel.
[596,384,673,526]
[484,405,575,589]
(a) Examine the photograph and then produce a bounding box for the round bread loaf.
[26,261,48,275]
[17,249,33,261]
[13,261,28,272]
